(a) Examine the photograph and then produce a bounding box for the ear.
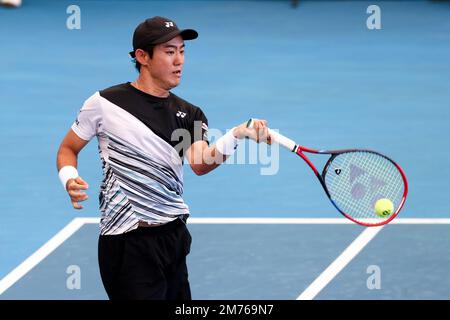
[135,49,150,67]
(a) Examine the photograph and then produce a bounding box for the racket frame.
[294,145,408,227]
[245,119,408,226]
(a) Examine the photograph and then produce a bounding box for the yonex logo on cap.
[130,17,198,58]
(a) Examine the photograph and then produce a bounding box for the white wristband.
[58,166,79,190]
[216,128,240,156]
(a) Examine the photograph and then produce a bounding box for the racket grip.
[246,119,297,152]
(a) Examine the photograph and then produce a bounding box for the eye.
[166,51,175,55]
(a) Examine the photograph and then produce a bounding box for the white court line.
[1,217,450,296]
[390,218,450,224]
[296,226,384,300]
[188,217,353,224]
[67,217,450,225]
[0,217,97,295]
[188,218,450,224]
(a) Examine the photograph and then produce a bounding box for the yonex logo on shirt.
[176,111,187,118]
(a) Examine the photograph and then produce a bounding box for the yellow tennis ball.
[374,198,394,217]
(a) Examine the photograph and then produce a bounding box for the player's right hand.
[233,119,272,144]
[66,176,89,209]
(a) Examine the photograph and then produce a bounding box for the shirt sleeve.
[71,92,102,141]
[190,107,209,145]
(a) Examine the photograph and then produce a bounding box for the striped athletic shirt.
[71,82,208,235]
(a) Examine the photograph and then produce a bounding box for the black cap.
[129,16,198,58]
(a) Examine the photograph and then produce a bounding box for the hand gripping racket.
[247,119,408,226]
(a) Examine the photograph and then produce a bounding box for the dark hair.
[133,45,155,72]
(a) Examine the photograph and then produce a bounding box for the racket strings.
[324,151,405,224]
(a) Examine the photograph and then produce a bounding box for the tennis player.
[56,16,270,300]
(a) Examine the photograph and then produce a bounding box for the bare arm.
[186,140,225,176]
[186,119,271,176]
[56,129,90,209]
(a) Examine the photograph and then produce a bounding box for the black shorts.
[98,218,192,300]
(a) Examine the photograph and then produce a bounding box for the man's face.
[147,35,185,90]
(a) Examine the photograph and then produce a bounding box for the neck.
[132,72,169,98]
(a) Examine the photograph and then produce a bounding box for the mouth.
[173,70,182,78]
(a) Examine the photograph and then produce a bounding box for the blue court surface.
[1,0,450,300]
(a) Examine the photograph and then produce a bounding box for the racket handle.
[246,119,297,152]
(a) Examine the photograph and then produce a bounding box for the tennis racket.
[247,119,408,226]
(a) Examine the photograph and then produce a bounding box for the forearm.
[57,146,89,209]
[189,127,241,175]
[192,144,228,175]
[57,129,90,208]
[188,120,270,176]
[56,145,79,171]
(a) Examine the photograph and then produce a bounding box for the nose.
[174,51,184,66]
